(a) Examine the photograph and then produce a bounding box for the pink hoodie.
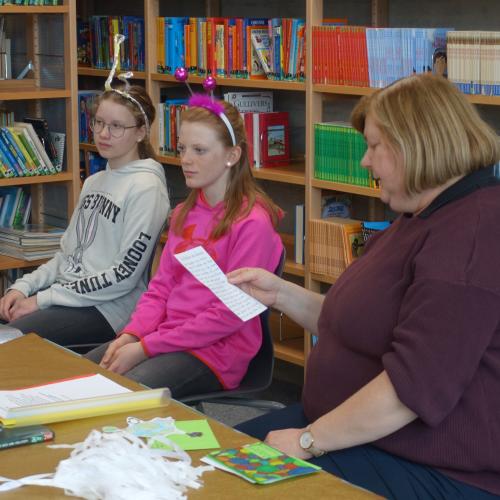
[121,193,283,389]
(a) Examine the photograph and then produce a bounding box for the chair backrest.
[230,248,286,392]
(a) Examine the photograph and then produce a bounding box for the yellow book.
[8,127,36,174]
[157,17,165,72]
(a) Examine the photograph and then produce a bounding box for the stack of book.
[308,216,363,279]
[0,223,64,261]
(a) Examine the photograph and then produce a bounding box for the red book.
[258,111,290,168]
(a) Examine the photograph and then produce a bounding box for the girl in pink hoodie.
[87,96,283,398]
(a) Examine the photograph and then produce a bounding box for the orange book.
[157,17,165,73]
[189,17,198,73]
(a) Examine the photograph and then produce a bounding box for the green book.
[0,424,54,450]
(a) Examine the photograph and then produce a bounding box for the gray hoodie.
[11,158,170,332]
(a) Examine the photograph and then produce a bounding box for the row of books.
[0,223,64,261]
[77,16,145,71]
[447,31,500,96]
[314,122,376,188]
[311,26,450,88]
[156,17,305,81]
[243,111,290,168]
[0,108,13,127]
[309,216,363,279]
[78,90,101,143]
[157,98,186,157]
[0,1,59,4]
[0,121,59,178]
[0,186,30,228]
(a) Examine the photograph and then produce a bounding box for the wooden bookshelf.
[0,173,73,187]
[274,337,305,366]
[252,161,305,186]
[151,72,306,92]
[0,256,47,272]
[0,5,68,14]
[311,179,381,198]
[0,2,79,273]
[0,88,71,100]
[78,67,146,80]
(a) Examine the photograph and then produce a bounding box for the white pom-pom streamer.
[0,430,214,499]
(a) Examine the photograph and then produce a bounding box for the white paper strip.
[174,246,266,321]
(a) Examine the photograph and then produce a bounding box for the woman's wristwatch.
[299,425,326,457]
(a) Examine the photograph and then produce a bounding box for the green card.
[150,419,220,451]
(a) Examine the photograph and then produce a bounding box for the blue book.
[1,127,29,175]
[0,130,23,177]
[0,187,21,227]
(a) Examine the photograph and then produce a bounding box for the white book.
[253,112,261,168]
[294,203,305,265]
[224,91,273,113]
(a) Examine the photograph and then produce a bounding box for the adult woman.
[230,74,500,499]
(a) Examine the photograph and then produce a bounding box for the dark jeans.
[7,305,115,349]
[86,342,222,399]
[236,403,500,500]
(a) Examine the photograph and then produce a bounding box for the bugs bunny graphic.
[65,197,102,275]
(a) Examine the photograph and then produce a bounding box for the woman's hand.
[227,267,283,308]
[265,428,313,460]
[0,290,26,321]
[9,295,39,322]
[100,333,138,369]
[105,342,148,375]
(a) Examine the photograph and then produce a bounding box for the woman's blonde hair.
[172,100,282,239]
[93,85,157,161]
[351,73,500,194]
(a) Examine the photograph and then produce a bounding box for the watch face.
[299,431,313,449]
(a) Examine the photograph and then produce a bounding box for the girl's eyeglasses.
[90,118,137,138]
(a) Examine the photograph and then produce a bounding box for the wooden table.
[0,334,378,499]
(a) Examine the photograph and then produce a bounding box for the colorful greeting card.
[201,442,321,484]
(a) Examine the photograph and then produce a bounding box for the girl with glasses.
[86,97,283,399]
[0,85,170,350]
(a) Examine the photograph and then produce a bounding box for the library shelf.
[0,255,47,272]
[313,84,375,96]
[466,94,500,106]
[252,161,305,186]
[0,173,74,187]
[274,337,305,366]
[78,67,146,79]
[151,72,306,92]
[158,154,181,166]
[0,88,71,101]
[311,178,381,198]
[0,5,68,14]
[79,142,97,152]
[284,260,305,277]
[310,272,337,286]
[314,84,500,106]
